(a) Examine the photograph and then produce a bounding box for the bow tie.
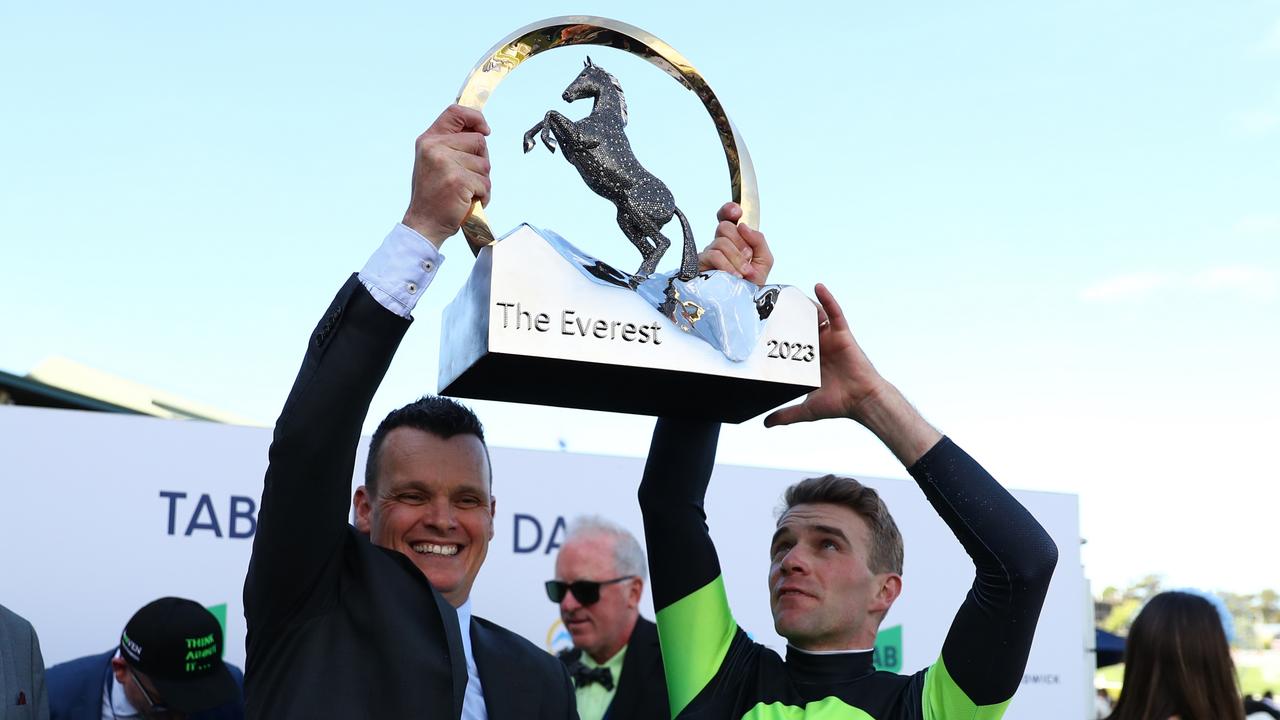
[572,664,614,691]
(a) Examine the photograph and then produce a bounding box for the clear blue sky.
[2,1,1278,593]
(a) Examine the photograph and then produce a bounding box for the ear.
[585,55,593,67]
[110,656,129,684]
[487,495,497,540]
[871,573,904,614]
[353,486,373,533]
[627,577,644,608]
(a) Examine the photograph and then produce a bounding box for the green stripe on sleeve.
[922,657,1013,720]
[655,574,737,718]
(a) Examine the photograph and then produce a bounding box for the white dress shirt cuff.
[357,223,445,318]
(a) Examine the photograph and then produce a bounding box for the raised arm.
[638,418,732,719]
[767,284,1058,714]
[243,274,412,629]
[909,436,1057,713]
[244,105,491,631]
[636,202,779,718]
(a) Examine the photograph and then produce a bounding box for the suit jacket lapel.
[433,590,468,719]
[470,620,513,720]
[608,618,660,720]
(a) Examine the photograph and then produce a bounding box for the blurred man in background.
[549,517,667,720]
[46,597,243,720]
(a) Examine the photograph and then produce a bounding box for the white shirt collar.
[456,598,473,630]
[787,643,875,656]
[455,599,488,720]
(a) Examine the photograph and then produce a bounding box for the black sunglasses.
[128,666,169,714]
[545,576,635,606]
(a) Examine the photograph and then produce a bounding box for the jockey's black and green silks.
[638,419,1059,719]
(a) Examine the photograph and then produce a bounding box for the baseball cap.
[119,597,239,713]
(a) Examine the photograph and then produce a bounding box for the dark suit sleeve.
[243,275,411,631]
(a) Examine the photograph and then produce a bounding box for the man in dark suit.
[46,597,242,720]
[243,104,575,719]
[550,518,668,720]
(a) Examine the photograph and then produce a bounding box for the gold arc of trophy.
[455,15,760,257]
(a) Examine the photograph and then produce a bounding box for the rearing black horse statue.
[524,57,698,281]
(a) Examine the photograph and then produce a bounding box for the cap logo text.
[121,632,142,661]
[183,633,218,672]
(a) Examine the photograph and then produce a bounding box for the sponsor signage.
[0,405,1084,718]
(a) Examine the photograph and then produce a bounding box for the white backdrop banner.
[0,405,1085,719]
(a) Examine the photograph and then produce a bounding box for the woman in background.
[1107,590,1244,720]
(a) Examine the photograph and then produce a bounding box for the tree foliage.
[1094,576,1280,649]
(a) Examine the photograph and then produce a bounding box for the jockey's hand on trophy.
[402,105,492,249]
[698,201,774,285]
[765,283,939,465]
[699,201,831,328]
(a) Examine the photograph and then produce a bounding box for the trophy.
[439,17,819,423]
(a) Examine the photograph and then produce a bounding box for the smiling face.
[768,502,902,651]
[354,427,494,607]
[554,532,642,664]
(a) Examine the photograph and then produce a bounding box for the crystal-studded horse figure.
[524,57,699,281]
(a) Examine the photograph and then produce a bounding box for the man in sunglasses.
[46,597,243,720]
[548,518,668,720]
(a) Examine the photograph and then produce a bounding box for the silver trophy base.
[439,225,819,423]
